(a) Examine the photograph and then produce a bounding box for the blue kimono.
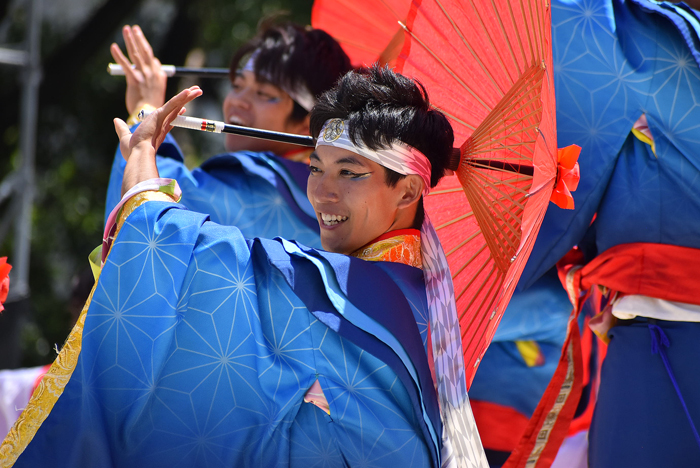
[469,1,700,465]
[542,8,700,467]
[523,0,700,284]
[8,198,441,467]
[105,134,321,248]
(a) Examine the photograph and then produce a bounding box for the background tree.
[0,0,311,368]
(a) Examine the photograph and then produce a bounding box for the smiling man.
[106,22,351,246]
[3,67,488,468]
[308,145,422,254]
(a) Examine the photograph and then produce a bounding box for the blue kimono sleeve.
[17,201,440,468]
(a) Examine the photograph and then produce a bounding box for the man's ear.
[287,114,311,136]
[396,174,423,210]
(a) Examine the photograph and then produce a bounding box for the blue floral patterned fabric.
[16,201,441,467]
[521,0,700,288]
[105,134,321,249]
[470,2,700,463]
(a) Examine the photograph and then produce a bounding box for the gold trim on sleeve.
[116,191,178,232]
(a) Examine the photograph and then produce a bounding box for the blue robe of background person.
[12,199,440,467]
[514,1,699,466]
[104,135,322,249]
[521,0,700,284]
[468,1,700,466]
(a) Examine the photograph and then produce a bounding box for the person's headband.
[242,55,316,112]
[316,119,432,196]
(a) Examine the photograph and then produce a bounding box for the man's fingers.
[110,43,137,82]
[122,26,137,64]
[124,25,146,72]
[134,87,202,148]
[163,106,189,131]
[155,88,202,141]
[133,25,155,62]
[113,118,131,140]
[161,87,202,116]
[109,43,125,64]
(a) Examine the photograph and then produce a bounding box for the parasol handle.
[137,110,316,147]
[108,63,229,78]
[448,148,461,171]
[452,148,534,175]
[466,159,534,176]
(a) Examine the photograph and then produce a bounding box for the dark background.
[0,0,311,368]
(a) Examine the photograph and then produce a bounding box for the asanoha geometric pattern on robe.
[104,135,321,248]
[14,201,440,468]
[469,2,700,463]
[520,0,700,288]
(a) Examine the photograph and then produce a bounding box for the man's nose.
[310,174,339,203]
[225,88,252,110]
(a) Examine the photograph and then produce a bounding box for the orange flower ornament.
[550,145,581,209]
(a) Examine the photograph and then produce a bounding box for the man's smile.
[227,114,248,126]
[320,212,348,226]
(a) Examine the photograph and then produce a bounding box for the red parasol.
[311,0,410,67]
[313,0,580,388]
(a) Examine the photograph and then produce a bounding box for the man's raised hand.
[114,86,202,194]
[110,25,168,116]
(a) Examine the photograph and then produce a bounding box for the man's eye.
[341,170,369,178]
[258,91,280,102]
[309,165,321,174]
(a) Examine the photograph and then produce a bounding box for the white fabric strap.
[243,55,316,112]
[423,215,488,468]
[316,118,487,467]
[317,119,432,196]
[613,295,700,322]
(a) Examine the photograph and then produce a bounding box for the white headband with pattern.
[316,119,433,196]
[316,118,479,466]
[243,56,316,112]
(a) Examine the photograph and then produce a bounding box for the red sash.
[504,243,700,468]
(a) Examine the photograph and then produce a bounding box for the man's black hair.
[310,66,454,227]
[230,22,352,123]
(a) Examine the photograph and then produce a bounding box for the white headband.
[316,119,433,196]
[243,55,316,112]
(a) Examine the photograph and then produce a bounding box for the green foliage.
[0,0,312,367]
